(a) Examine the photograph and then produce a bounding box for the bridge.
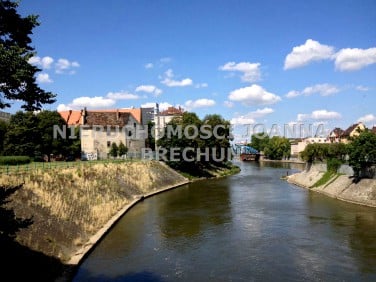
[232,144,260,161]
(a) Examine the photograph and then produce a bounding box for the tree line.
[0,111,80,161]
[299,131,376,179]
[157,112,232,176]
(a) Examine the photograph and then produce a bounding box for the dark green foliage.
[2,110,78,160]
[263,136,290,160]
[347,131,376,179]
[300,143,347,163]
[109,142,118,157]
[327,158,342,173]
[0,0,56,110]
[146,120,155,149]
[0,155,30,165]
[118,141,128,156]
[157,112,232,176]
[0,119,7,153]
[250,133,269,152]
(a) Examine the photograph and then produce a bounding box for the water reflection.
[73,161,376,281]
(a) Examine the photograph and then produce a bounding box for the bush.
[0,156,31,165]
[327,158,342,173]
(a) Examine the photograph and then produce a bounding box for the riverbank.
[0,160,240,281]
[287,165,376,207]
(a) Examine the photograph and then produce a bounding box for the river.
[73,161,376,281]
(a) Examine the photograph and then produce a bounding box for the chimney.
[116,109,119,120]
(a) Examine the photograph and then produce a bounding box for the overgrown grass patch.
[312,171,336,188]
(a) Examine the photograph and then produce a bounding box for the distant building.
[372,126,376,135]
[328,127,344,143]
[290,137,330,158]
[341,122,366,143]
[154,105,185,141]
[59,108,147,160]
[0,111,11,122]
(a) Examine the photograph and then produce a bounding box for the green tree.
[202,114,231,163]
[250,133,270,152]
[109,142,118,158]
[264,136,290,160]
[37,111,70,161]
[347,131,376,179]
[146,120,155,149]
[0,0,56,110]
[3,110,75,160]
[0,119,7,154]
[3,111,39,157]
[118,141,128,156]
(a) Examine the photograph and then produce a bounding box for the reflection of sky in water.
[74,161,376,281]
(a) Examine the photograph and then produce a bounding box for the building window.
[107,141,111,147]
[128,131,132,137]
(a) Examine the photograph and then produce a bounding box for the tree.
[3,111,39,157]
[202,114,231,163]
[3,110,76,160]
[347,131,376,179]
[250,133,270,152]
[145,120,155,149]
[36,111,70,161]
[0,0,56,110]
[109,142,118,158]
[118,141,128,157]
[0,119,7,153]
[264,136,290,160]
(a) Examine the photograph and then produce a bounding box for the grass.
[312,171,337,188]
[0,160,187,263]
[0,158,139,175]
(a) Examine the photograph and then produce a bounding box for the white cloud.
[160,69,193,87]
[286,83,340,98]
[223,101,234,108]
[357,114,376,123]
[55,58,80,74]
[302,84,339,96]
[36,73,53,83]
[334,47,376,71]
[219,61,261,82]
[355,85,369,91]
[297,110,341,121]
[195,83,208,88]
[28,56,54,69]
[230,107,274,125]
[135,85,162,96]
[141,102,174,111]
[230,116,256,125]
[70,96,115,109]
[56,104,72,111]
[228,84,281,105]
[106,91,140,100]
[160,57,172,64]
[145,63,154,69]
[285,90,300,98]
[185,98,216,109]
[284,39,335,70]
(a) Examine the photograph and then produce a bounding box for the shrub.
[0,156,31,165]
[327,158,342,173]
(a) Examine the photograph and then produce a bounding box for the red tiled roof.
[58,110,82,125]
[159,106,184,116]
[59,108,143,125]
[84,111,132,127]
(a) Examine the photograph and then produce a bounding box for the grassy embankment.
[0,159,239,281]
[0,160,189,281]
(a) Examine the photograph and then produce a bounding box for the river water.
[73,161,376,281]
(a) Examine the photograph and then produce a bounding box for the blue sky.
[15,0,376,140]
